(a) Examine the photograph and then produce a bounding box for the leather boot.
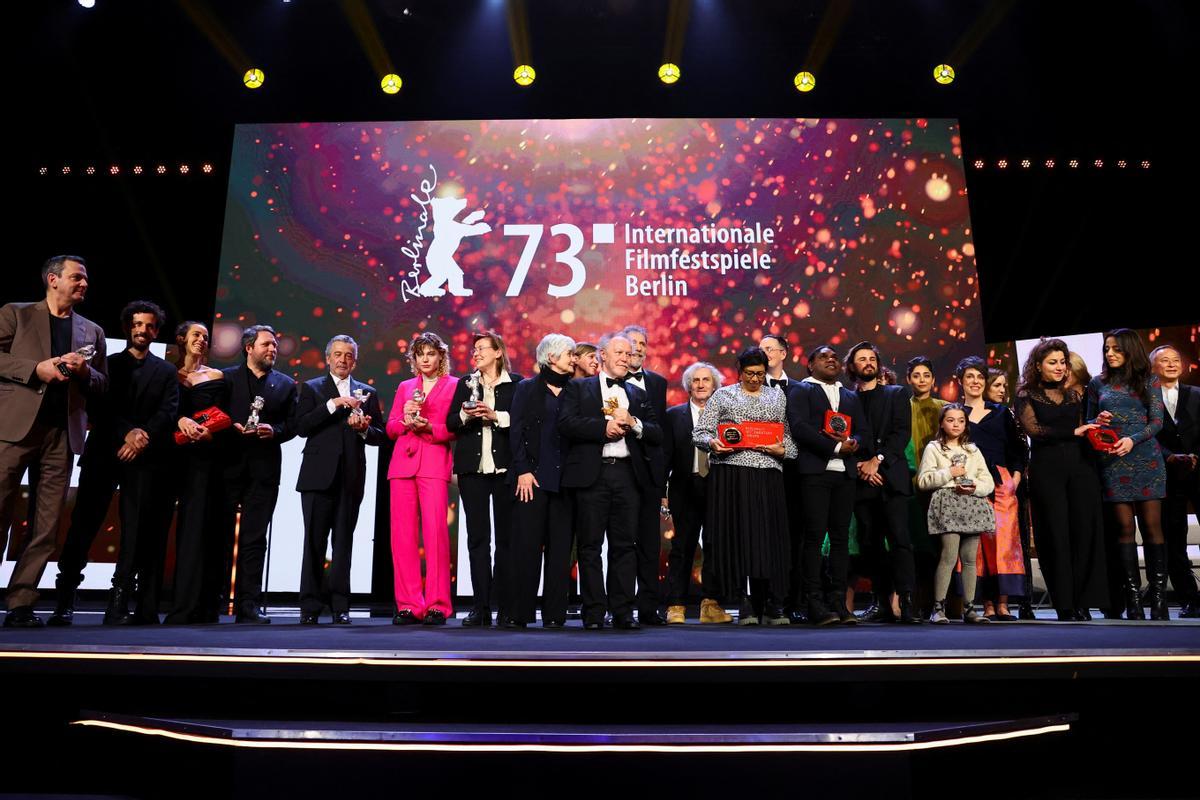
[898,592,923,624]
[857,594,894,623]
[48,574,82,627]
[1119,542,1145,620]
[103,582,133,626]
[1143,543,1171,621]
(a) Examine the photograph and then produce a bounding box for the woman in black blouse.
[1013,339,1106,621]
[508,333,577,628]
[446,331,523,627]
[957,357,1028,620]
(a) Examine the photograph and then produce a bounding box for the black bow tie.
[769,378,786,389]
[625,371,644,381]
[606,377,626,388]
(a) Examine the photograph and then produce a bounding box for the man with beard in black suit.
[218,324,297,624]
[294,334,385,625]
[620,324,669,625]
[558,332,663,630]
[845,341,922,624]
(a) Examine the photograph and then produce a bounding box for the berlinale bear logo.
[419,197,491,298]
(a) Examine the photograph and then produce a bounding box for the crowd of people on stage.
[1,255,1198,629]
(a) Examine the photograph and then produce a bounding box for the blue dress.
[1085,377,1166,502]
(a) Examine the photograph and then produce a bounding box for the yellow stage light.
[658,63,681,84]
[381,73,402,94]
[934,64,955,85]
[513,65,536,87]
[793,71,816,92]
[243,68,265,89]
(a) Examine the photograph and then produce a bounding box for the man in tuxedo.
[218,324,297,623]
[620,324,669,625]
[52,301,179,626]
[294,335,385,624]
[788,344,870,625]
[662,361,731,624]
[0,256,107,628]
[1151,345,1200,618]
[558,332,663,629]
[845,342,921,624]
[759,332,809,622]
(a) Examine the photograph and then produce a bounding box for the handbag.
[173,405,232,445]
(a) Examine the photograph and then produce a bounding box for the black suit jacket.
[787,380,871,479]
[663,402,705,499]
[557,376,663,489]
[294,374,385,493]
[445,372,523,475]
[1157,383,1200,492]
[854,384,913,495]
[627,369,669,487]
[219,364,298,484]
[83,349,179,466]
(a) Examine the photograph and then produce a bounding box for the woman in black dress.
[164,321,228,624]
[446,331,523,627]
[1013,338,1106,621]
[508,333,576,628]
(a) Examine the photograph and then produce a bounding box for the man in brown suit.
[0,255,107,627]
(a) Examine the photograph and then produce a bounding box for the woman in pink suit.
[387,333,458,625]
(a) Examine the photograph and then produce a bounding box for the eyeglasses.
[741,371,767,380]
[473,345,496,354]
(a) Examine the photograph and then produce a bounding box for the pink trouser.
[390,477,451,617]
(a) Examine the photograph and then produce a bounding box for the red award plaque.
[823,410,852,438]
[1087,427,1120,452]
[717,421,785,449]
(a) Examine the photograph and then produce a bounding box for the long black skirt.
[704,463,790,600]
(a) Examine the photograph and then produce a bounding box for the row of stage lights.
[37,164,215,176]
[239,64,958,92]
[972,159,1151,170]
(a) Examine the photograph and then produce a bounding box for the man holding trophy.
[218,324,297,623]
[1,256,108,627]
[294,335,385,624]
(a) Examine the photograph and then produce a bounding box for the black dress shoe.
[462,608,491,627]
[1018,602,1036,621]
[47,608,74,627]
[333,612,352,625]
[612,614,641,630]
[423,609,447,626]
[583,620,604,630]
[857,603,896,624]
[3,606,45,628]
[786,609,808,625]
[1073,608,1093,622]
[542,619,565,629]
[1180,602,1200,619]
[236,609,272,625]
[392,609,420,625]
[299,612,320,625]
[640,611,668,626]
[503,617,527,629]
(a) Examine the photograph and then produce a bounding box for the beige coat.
[916,440,994,497]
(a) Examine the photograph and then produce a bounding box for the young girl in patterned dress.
[918,404,996,624]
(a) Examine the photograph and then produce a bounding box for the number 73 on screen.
[503,223,615,298]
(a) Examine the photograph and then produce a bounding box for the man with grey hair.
[559,332,663,629]
[620,324,670,624]
[293,334,385,624]
[1,255,107,628]
[662,361,732,623]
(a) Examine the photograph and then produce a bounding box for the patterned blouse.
[692,384,797,471]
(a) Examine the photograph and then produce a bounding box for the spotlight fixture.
[110,165,120,175]
[85,166,95,175]
[380,73,402,94]
[156,165,167,175]
[996,159,1008,169]
[180,164,190,174]
[972,159,984,169]
[133,165,143,175]
[38,166,47,176]
[62,166,71,175]
[78,0,96,8]
[1068,159,1079,168]
[1045,159,1055,168]
[793,71,815,93]
[513,64,535,87]
[1141,160,1151,169]
[658,63,681,85]
[243,68,265,89]
[202,163,213,174]
[1020,159,1031,168]
[1117,159,1127,168]
[934,64,955,85]
[1094,159,1103,168]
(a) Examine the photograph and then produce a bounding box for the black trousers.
[635,482,666,619]
[573,460,639,624]
[56,454,120,585]
[458,472,514,615]
[220,467,280,616]
[111,461,174,620]
[1164,472,1199,602]
[665,474,715,605]
[854,483,916,595]
[166,450,224,624]
[299,462,364,616]
[798,471,856,599]
[512,485,574,624]
[783,461,806,608]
